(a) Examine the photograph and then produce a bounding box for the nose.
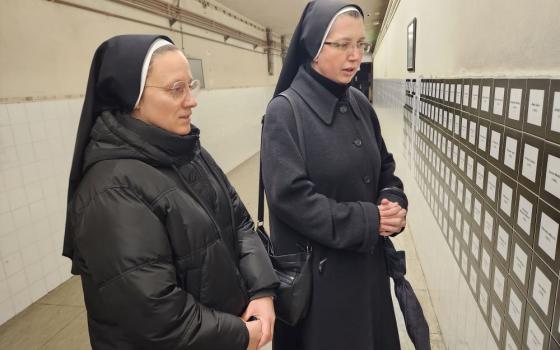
[348,46,362,61]
[182,93,198,109]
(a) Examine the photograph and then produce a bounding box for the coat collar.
[290,66,362,125]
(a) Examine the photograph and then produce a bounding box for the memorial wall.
[404,78,560,349]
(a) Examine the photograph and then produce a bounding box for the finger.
[378,203,390,211]
[258,319,272,348]
[380,200,399,208]
[379,223,403,233]
[383,217,406,226]
[241,308,257,321]
[379,205,401,217]
[379,224,399,233]
[380,198,390,205]
[386,209,406,220]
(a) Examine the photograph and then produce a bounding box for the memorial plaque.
[510,231,533,293]
[528,255,558,327]
[502,128,522,179]
[546,80,560,144]
[506,79,527,130]
[519,134,545,195]
[541,142,560,209]
[506,276,527,339]
[492,79,508,124]
[523,305,550,350]
[535,200,560,273]
[524,79,550,138]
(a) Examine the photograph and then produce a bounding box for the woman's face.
[312,15,365,84]
[134,50,198,135]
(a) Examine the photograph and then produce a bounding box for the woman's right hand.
[245,319,263,350]
[378,198,407,236]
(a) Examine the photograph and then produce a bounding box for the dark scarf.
[64,35,174,259]
[273,0,362,97]
[82,111,200,172]
[305,62,350,99]
[113,112,200,165]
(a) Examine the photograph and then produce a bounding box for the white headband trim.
[134,39,175,108]
[313,6,361,61]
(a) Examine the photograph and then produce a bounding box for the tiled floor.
[0,151,444,349]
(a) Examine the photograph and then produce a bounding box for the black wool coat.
[262,67,407,350]
[68,112,278,349]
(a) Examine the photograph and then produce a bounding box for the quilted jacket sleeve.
[201,149,279,300]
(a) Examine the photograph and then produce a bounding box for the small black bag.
[254,223,312,326]
[257,89,313,326]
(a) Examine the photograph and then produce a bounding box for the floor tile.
[38,275,84,307]
[430,332,447,349]
[41,310,90,350]
[0,303,82,350]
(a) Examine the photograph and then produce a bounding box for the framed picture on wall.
[407,18,417,72]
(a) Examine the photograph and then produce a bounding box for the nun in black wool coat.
[261,1,409,349]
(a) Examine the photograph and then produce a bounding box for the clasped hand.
[378,198,407,236]
[242,296,275,350]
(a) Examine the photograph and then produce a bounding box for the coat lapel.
[290,66,339,125]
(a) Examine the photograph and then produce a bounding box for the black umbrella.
[384,238,431,350]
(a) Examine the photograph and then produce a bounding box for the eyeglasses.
[323,41,372,54]
[145,79,201,99]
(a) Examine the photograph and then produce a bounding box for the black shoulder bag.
[257,89,312,327]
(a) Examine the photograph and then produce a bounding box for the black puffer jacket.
[68,112,278,349]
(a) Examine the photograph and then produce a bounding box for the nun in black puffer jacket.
[63,35,278,350]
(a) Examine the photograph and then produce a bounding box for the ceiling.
[215,0,390,45]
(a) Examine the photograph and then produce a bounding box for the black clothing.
[304,62,349,99]
[64,35,278,349]
[263,66,406,349]
[65,34,173,259]
[69,112,278,349]
[273,0,363,96]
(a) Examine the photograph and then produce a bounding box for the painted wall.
[373,0,560,80]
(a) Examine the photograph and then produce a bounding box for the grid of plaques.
[403,84,414,168]
[405,78,560,350]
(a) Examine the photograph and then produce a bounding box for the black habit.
[261,2,408,349]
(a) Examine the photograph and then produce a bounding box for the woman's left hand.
[242,296,275,348]
[378,198,407,235]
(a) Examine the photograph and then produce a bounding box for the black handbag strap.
[258,89,306,226]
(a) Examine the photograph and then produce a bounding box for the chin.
[179,126,191,135]
[338,76,353,84]
[168,124,190,136]
[176,120,192,135]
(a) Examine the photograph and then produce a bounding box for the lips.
[342,67,356,75]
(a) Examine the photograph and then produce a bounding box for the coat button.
[353,139,362,147]
[188,172,198,182]
[363,176,371,184]
[339,105,348,113]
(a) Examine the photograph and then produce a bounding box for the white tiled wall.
[0,99,81,324]
[0,85,273,325]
